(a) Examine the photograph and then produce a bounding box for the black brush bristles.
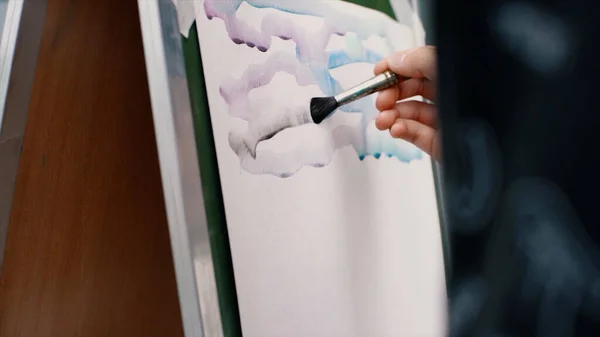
[310,97,338,124]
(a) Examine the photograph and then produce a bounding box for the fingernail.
[388,52,408,68]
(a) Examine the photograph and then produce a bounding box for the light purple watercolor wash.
[219,51,315,120]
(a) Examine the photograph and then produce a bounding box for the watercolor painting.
[200,0,422,177]
[176,1,447,336]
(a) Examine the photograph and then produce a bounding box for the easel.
[137,1,446,337]
[0,1,444,337]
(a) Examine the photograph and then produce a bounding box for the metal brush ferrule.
[333,70,399,107]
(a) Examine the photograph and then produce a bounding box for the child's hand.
[374,46,441,161]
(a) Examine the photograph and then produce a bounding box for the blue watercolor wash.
[212,0,244,13]
[246,0,328,18]
[327,50,383,69]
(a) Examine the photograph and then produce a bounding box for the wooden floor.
[0,0,185,336]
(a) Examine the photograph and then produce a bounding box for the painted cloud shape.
[202,0,423,177]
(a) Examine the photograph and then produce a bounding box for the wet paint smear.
[203,0,422,177]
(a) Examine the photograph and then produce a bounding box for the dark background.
[435,0,600,336]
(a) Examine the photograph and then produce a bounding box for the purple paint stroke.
[203,0,387,62]
[204,1,270,52]
[203,0,390,41]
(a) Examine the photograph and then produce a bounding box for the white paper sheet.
[188,1,447,336]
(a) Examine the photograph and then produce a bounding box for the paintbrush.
[310,70,409,124]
